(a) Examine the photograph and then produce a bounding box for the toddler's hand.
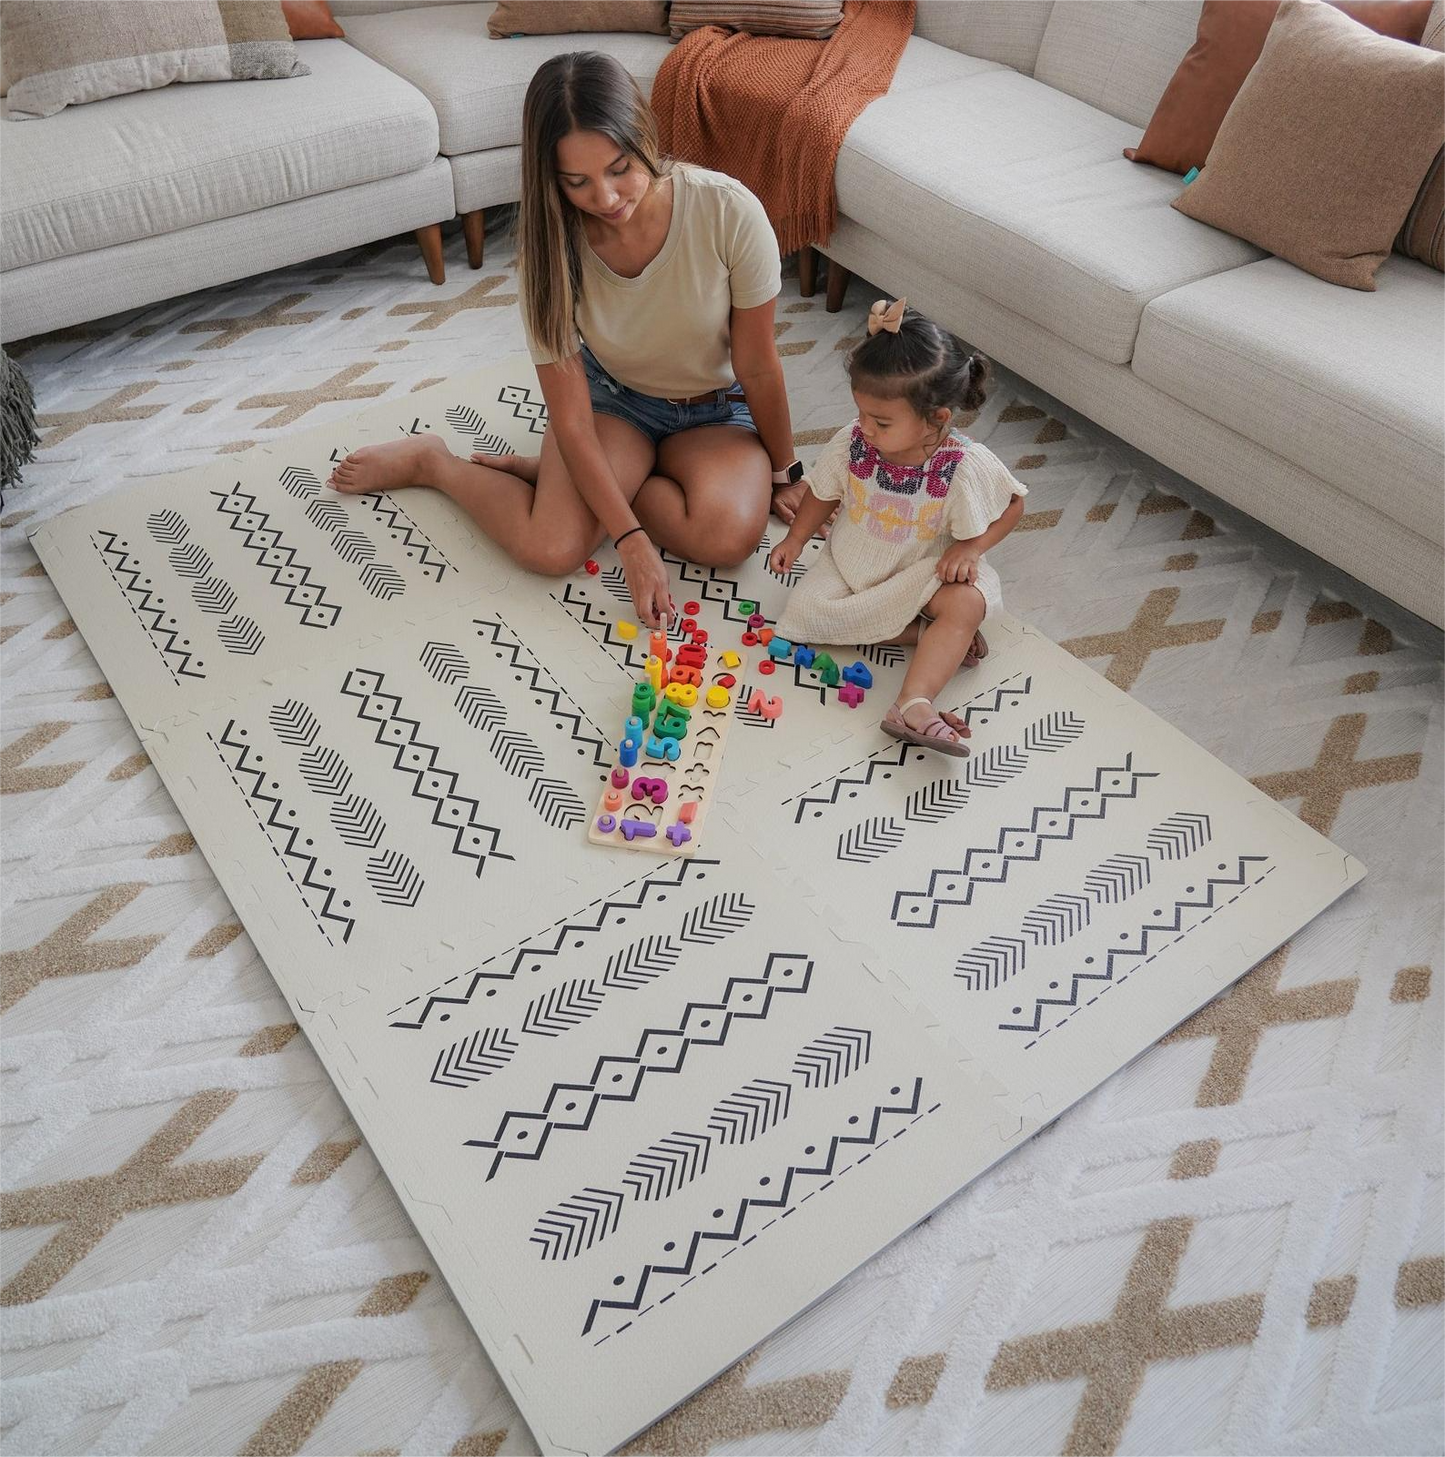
[937,543,981,585]
[768,535,803,577]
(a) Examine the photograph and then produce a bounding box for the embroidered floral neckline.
[849,424,965,499]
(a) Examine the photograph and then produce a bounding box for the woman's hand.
[772,480,834,538]
[937,542,981,585]
[617,531,673,629]
[768,531,806,578]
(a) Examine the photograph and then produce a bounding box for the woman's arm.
[730,298,796,480]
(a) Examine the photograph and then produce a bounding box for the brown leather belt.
[664,387,747,406]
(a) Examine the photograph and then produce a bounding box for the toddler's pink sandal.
[881,697,971,758]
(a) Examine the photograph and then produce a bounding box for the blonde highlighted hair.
[518,52,669,366]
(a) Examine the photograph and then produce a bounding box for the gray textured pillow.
[2,1,309,121]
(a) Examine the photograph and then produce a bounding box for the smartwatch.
[771,460,805,487]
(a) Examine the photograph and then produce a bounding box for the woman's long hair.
[518,52,668,366]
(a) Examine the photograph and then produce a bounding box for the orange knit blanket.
[651,1,916,258]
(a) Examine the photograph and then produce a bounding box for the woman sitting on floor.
[328,50,808,629]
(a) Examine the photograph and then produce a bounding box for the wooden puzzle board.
[29,357,1364,1454]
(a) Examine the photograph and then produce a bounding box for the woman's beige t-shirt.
[526,164,781,399]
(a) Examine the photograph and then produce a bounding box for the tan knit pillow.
[1173,0,1445,288]
[669,1,844,40]
[1,1,308,120]
[1394,0,1444,269]
[488,1,668,36]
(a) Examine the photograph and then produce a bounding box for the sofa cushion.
[835,69,1264,363]
[911,0,1053,73]
[341,3,674,155]
[1,39,437,271]
[1132,256,1444,538]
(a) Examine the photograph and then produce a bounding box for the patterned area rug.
[3,216,1441,1457]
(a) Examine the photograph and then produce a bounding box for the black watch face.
[787,460,804,483]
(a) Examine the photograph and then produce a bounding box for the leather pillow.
[1126,0,1433,176]
[281,1,344,39]
[1172,0,1445,288]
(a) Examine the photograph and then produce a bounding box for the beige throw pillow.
[1173,0,1445,288]
[487,2,669,37]
[2,1,309,121]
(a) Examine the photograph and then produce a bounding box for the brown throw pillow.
[1125,0,1434,176]
[668,1,845,40]
[488,2,668,37]
[281,1,345,39]
[1173,0,1445,289]
[1395,0,1443,268]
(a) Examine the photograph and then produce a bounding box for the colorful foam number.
[812,651,840,686]
[794,644,815,669]
[644,733,681,761]
[620,818,657,841]
[747,688,783,719]
[705,685,730,709]
[843,661,874,689]
[663,681,698,708]
[676,643,707,669]
[631,776,668,804]
[668,664,703,688]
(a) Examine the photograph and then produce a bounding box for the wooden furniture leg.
[461,210,485,269]
[825,259,850,312]
[415,223,445,285]
[798,245,817,297]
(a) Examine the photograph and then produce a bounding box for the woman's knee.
[513,533,592,577]
[692,494,769,567]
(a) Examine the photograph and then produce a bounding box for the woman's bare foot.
[473,450,540,485]
[328,433,451,494]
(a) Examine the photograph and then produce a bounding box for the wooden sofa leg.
[461,210,485,269]
[415,223,445,285]
[798,245,817,297]
[825,260,850,312]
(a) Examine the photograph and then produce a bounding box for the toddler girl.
[768,299,1026,757]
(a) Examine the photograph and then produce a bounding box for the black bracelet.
[613,525,646,547]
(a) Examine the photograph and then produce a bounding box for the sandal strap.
[894,697,933,716]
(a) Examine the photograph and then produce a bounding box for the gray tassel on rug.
[1,347,40,491]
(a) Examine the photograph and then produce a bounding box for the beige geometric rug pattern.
[2,216,1440,1456]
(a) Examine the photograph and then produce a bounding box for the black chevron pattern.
[530,1188,625,1261]
[529,777,587,830]
[330,529,375,565]
[366,848,424,907]
[955,936,1028,990]
[420,641,470,686]
[964,742,1031,790]
[329,793,385,849]
[168,543,213,579]
[623,1131,711,1202]
[342,668,511,877]
[359,562,405,600]
[1148,811,1212,860]
[454,683,506,733]
[268,699,319,747]
[1085,853,1152,903]
[280,465,322,499]
[1022,892,1093,945]
[360,495,451,581]
[466,952,813,1179]
[603,933,683,990]
[905,777,971,824]
[706,1078,792,1143]
[444,404,509,457]
[430,1026,519,1087]
[679,893,754,944]
[523,978,605,1036]
[210,485,341,628]
[216,615,263,655]
[1023,711,1087,753]
[837,817,905,864]
[93,532,206,684]
[146,509,189,544]
[191,577,237,615]
[583,1078,928,1337]
[297,745,352,798]
[492,727,544,779]
[792,1027,873,1088]
[211,722,354,944]
[305,498,349,534]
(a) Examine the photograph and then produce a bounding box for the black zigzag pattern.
[280,465,322,499]
[583,1078,927,1337]
[93,531,206,684]
[498,383,548,435]
[210,485,341,628]
[192,577,237,615]
[492,727,544,779]
[342,668,511,877]
[360,562,405,600]
[216,615,263,655]
[551,583,650,667]
[366,848,424,907]
[361,495,451,581]
[837,817,905,864]
[472,615,609,766]
[792,1027,872,1088]
[623,1132,711,1202]
[212,722,354,943]
[330,793,384,848]
[529,778,587,830]
[955,936,1028,990]
[444,404,508,457]
[145,509,188,544]
[389,860,716,1028]
[297,746,352,798]
[465,953,813,1180]
[707,1078,792,1143]
[891,755,1160,929]
[168,543,213,579]
[1149,812,1212,860]
[523,978,606,1037]
[454,683,505,733]
[420,641,470,686]
[531,1188,625,1261]
[431,1026,518,1087]
[1003,857,1273,1035]
[268,700,320,748]
[331,529,376,565]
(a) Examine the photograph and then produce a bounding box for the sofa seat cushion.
[341,3,674,155]
[835,69,1264,363]
[1,39,437,271]
[1133,255,1444,541]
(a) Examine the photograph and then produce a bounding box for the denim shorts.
[582,345,756,447]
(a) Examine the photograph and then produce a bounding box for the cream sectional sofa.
[1,0,1439,626]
